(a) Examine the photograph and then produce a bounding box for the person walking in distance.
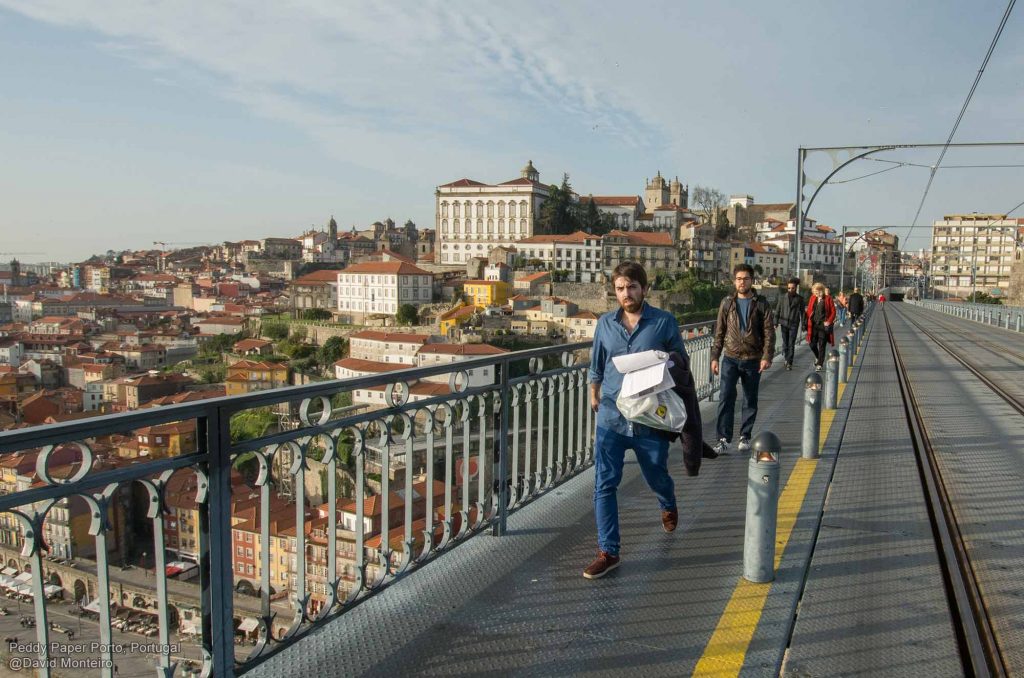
[806,282,836,372]
[847,287,865,322]
[836,290,848,326]
[710,264,776,455]
[774,277,804,371]
[584,262,687,579]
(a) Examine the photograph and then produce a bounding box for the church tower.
[670,176,688,208]
[328,215,338,242]
[521,160,540,182]
[645,171,669,210]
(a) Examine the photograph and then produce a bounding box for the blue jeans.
[594,426,675,556]
[780,324,800,366]
[716,356,761,442]
[837,308,847,325]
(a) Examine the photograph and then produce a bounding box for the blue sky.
[1,1,1022,263]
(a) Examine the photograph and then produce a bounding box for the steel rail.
[883,306,1007,677]
[898,308,1024,417]
[908,307,1024,366]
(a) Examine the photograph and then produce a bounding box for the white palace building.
[435,161,550,265]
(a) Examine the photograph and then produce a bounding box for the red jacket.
[806,295,837,344]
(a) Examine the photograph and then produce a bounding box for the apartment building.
[336,261,433,323]
[930,214,1024,296]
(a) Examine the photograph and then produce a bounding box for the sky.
[1,0,1022,263]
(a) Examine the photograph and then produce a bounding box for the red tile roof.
[438,178,488,188]
[417,343,508,356]
[340,261,432,276]
[291,270,342,285]
[579,196,641,207]
[515,272,550,282]
[349,330,430,343]
[516,231,596,245]
[604,230,674,246]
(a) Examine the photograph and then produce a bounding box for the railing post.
[838,336,849,384]
[202,406,236,677]
[744,431,780,583]
[493,358,511,537]
[802,374,823,459]
[824,350,839,410]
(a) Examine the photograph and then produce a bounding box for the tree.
[263,322,289,341]
[581,198,602,234]
[318,336,347,366]
[301,308,332,321]
[716,209,732,240]
[692,185,728,234]
[537,174,581,235]
[396,304,419,325]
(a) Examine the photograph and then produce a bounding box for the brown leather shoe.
[582,550,620,579]
[662,509,678,533]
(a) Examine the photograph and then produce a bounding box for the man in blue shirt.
[584,262,687,579]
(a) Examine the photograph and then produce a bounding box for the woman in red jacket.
[806,282,836,371]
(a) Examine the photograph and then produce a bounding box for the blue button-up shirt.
[588,301,687,436]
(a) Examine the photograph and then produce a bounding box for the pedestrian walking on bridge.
[710,264,775,455]
[774,277,804,371]
[848,287,865,322]
[806,282,836,371]
[584,262,685,580]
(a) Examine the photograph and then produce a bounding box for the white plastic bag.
[616,387,687,432]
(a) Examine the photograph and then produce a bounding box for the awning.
[1,567,15,576]
[83,600,101,614]
[0,575,15,588]
[179,619,199,635]
[43,584,62,597]
[237,617,259,633]
[15,572,32,584]
[15,584,32,597]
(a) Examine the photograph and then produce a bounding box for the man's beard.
[621,297,643,311]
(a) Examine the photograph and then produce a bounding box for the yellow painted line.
[693,381,847,677]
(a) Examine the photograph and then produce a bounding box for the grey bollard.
[744,431,781,583]
[839,337,849,383]
[824,350,839,409]
[803,374,823,459]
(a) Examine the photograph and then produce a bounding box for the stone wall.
[1007,260,1024,306]
[550,283,614,313]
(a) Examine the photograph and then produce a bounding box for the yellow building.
[225,359,290,396]
[463,280,509,308]
[439,305,480,337]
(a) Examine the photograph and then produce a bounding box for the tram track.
[899,307,1024,418]
[883,305,1008,677]
[910,306,1024,367]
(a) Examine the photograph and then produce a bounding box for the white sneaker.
[737,437,751,452]
[714,438,729,456]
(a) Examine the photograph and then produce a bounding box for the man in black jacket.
[774,278,804,371]
[847,287,865,322]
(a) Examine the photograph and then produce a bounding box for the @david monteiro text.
[6,640,182,670]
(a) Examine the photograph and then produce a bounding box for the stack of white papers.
[612,350,674,399]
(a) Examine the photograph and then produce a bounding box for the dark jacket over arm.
[664,351,710,476]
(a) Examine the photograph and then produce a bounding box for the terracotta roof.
[571,311,598,320]
[515,272,550,282]
[497,177,545,187]
[350,330,430,343]
[233,338,272,351]
[334,357,409,373]
[417,343,508,356]
[439,305,479,321]
[291,270,341,285]
[438,178,488,188]
[579,196,641,207]
[340,261,432,276]
[228,359,288,370]
[516,231,596,245]
[604,230,674,246]
[379,249,416,264]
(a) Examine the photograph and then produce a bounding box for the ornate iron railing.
[0,321,745,677]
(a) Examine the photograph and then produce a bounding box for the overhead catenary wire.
[907,0,1016,237]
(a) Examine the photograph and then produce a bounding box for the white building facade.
[336,261,433,323]
[514,232,604,283]
[436,161,550,265]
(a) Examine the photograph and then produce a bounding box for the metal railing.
[0,314,795,676]
[911,300,1024,332]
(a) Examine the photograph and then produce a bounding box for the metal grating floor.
[247,341,836,677]
[782,310,961,677]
